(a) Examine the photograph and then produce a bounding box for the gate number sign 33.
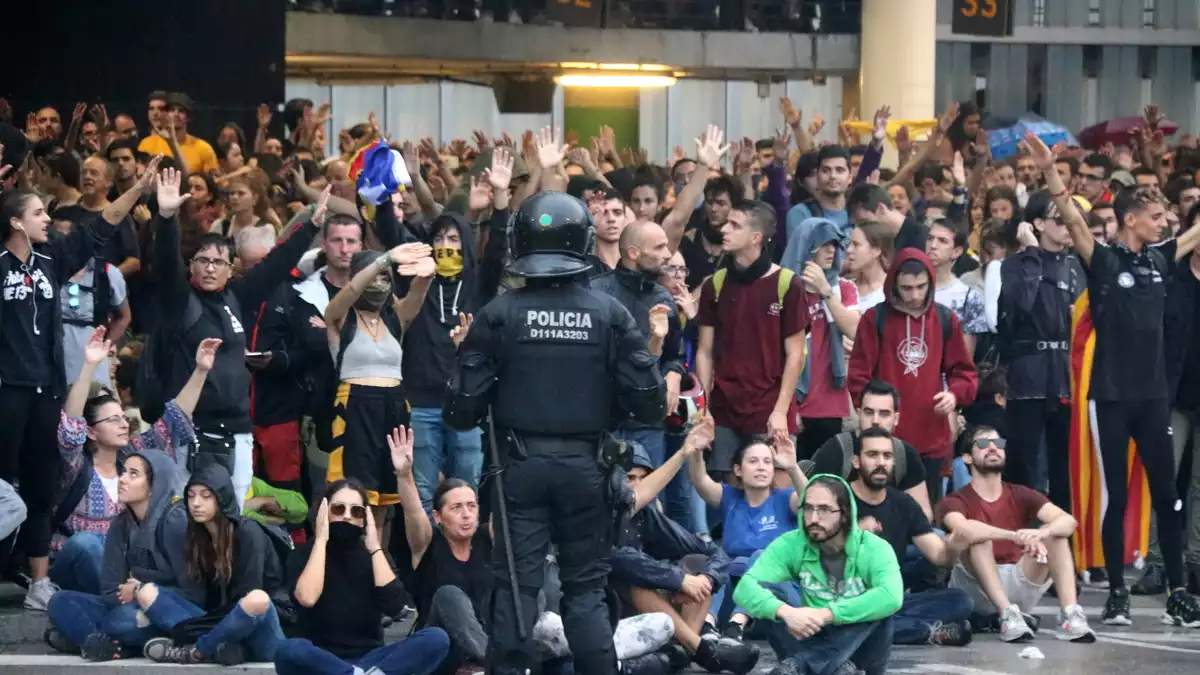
[960,0,998,18]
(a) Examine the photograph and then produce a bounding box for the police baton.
[486,407,527,641]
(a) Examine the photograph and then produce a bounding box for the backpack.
[834,431,907,485]
[710,267,796,305]
[872,301,953,349]
[54,454,94,537]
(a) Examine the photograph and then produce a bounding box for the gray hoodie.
[99,450,198,607]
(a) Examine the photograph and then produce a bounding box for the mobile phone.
[245,351,266,357]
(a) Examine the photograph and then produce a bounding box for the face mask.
[327,520,363,545]
[434,247,464,278]
[355,282,391,311]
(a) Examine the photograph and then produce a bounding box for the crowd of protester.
[0,86,1199,675]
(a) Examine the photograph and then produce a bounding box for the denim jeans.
[950,457,971,492]
[769,616,893,675]
[709,555,753,624]
[46,591,160,648]
[274,628,451,675]
[618,427,699,533]
[49,532,105,594]
[411,407,484,513]
[891,588,974,644]
[196,603,286,661]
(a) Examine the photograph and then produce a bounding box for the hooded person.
[43,450,192,661]
[780,217,860,456]
[733,474,903,675]
[846,249,978,502]
[396,212,490,513]
[138,463,287,665]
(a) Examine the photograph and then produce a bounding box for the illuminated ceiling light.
[596,63,673,71]
[555,74,678,88]
[560,62,600,70]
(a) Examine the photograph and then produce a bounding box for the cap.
[165,92,196,113]
[1109,170,1136,188]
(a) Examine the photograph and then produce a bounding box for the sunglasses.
[973,438,1007,450]
[329,502,367,519]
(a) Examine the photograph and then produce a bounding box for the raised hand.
[133,204,152,225]
[400,141,421,175]
[780,96,802,129]
[938,101,961,134]
[84,326,112,366]
[154,163,190,217]
[772,431,798,471]
[695,124,729,170]
[365,506,380,551]
[398,257,436,278]
[1020,132,1055,170]
[473,129,491,152]
[808,111,826,138]
[312,184,332,227]
[257,103,272,128]
[71,103,87,124]
[895,125,912,155]
[195,338,222,372]
[487,147,514,191]
[683,415,715,455]
[535,127,568,170]
[449,312,473,347]
[468,175,493,212]
[951,151,966,186]
[390,242,433,265]
[872,105,891,142]
[387,425,415,476]
[734,136,755,173]
[773,126,793,161]
[314,499,330,543]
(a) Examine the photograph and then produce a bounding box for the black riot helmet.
[507,191,595,278]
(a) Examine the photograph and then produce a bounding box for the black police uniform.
[1082,240,1184,588]
[444,192,666,675]
[997,245,1084,507]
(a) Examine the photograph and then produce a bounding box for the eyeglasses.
[973,438,1007,450]
[92,414,128,427]
[329,502,367,519]
[662,265,688,277]
[192,257,231,270]
[801,504,841,517]
[1079,173,1105,183]
[66,283,81,309]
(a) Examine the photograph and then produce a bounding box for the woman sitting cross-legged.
[139,462,288,664]
[274,478,450,675]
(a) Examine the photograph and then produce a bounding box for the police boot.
[692,636,759,675]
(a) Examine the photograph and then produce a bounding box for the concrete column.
[860,0,937,167]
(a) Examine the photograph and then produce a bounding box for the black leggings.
[0,385,62,560]
[1005,398,1072,511]
[1093,399,1184,590]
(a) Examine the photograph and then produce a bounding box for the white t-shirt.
[99,474,119,503]
[934,277,989,335]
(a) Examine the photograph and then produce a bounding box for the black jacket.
[1164,252,1198,408]
[608,504,730,593]
[0,213,117,394]
[249,279,310,428]
[152,213,319,433]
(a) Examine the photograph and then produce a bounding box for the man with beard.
[850,427,974,647]
[784,145,852,246]
[592,221,685,472]
[937,425,1094,644]
[734,474,901,675]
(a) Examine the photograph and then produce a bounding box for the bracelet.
[370,548,384,556]
[375,255,392,270]
[1050,188,1069,200]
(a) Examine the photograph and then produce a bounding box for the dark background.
[0,0,287,142]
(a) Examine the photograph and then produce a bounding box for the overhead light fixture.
[555,74,678,88]
[596,63,673,72]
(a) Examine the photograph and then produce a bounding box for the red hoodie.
[847,249,978,459]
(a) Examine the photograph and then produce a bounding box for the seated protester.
[139,464,287,664]
[733,475,902,675]
[610,417,760,675]
[849,427,974,647]
[274,479,450,675]
[0,478,27,542]
[937,425,1095,644]
[44,450,194,661]
[807,380,932,519]
[324,245,435,540]
[687,431,803,639]
[51,331,214,596]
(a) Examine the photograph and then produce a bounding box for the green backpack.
[710,267,796,304]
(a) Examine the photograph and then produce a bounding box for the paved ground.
[1,581,1199,673]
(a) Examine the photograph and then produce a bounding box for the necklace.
[360,313,382,339]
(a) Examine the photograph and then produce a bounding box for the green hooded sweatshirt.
[732,474,903,625]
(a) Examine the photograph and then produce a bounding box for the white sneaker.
[23,578,61,611]
[1057,604,1097,643]
[999,605,1034,643]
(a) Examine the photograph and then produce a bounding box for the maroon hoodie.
[847,249,977,459]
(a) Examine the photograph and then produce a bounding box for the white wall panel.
[385,83,441,143]
[786,77,844,146]
[438,83,496,143]
[330,85,386,147]
[667,80,727,163]
[724,81,790,149]
[638,88,670,164]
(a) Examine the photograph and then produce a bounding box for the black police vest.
[492,283,616,436]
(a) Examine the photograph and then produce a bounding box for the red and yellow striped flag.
[1068,290,1151,572]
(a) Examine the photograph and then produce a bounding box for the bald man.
[592,218,686,468]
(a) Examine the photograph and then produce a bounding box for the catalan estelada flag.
[1069,290,1152,573]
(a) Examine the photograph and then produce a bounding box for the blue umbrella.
[984,113,1077,161]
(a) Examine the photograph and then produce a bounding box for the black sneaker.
[1164,590,1200,628]
[43,627,75,654]
[699,620,719,641]
[719,622,746,645]
[1102,588,1133,626]
[1132,564,1167,595]
[214,641,247,666]
[692,637,760,675]
[768,657,802,675]
[927,619,973,646]
[658,644,691,673]
[80,633,127,662]
[143,637,205,664]
[621,653,670,675]
[1023,612,1041,633]
[831,661,864,675]
[968,612,999,633]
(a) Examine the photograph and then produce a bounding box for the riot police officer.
[444,191,666,675]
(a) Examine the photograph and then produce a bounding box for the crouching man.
[734,474,902,675]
